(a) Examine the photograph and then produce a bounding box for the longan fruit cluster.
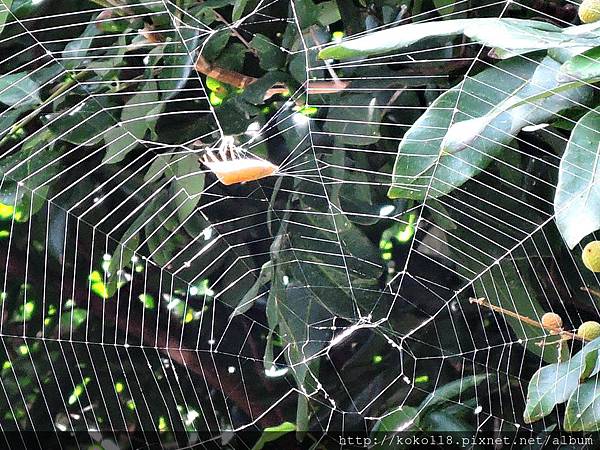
[579,0,600,23]
[578,321,600,341]
[582,241,600,272]
[540,313,600,341]
[541,312,562,329]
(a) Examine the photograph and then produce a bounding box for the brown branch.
[195,56,350,101]
[469,297,585,342]
[306,80,350,94]
[195,56,256,89]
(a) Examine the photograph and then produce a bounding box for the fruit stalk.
[469,297,585,342]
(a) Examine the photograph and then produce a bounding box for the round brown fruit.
[541,312,563,331]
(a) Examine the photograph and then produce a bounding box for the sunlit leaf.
[524,337,600,423]
[0,72,41,107]
[564,374,600,431]
[0,0,13,34]
[388,56,592,200]
[250,421,296,450]
[559,46,600,82]
[318,18,587,60]
[555,107,600,249]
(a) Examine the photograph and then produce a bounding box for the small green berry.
[582,241,600,272]
[577,321,600,341]
[579,0,600,23]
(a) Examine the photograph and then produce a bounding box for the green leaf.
[554,107,600,249]
[524,337,600,423]
[242,71,289,104]
[559,46,600,82]
[421,411,472,433]
[318,18,563,60]
[144,154,173,183]
[215,42,247,72]
[421,374,488,410]
[172,154,204,223]
[371,407,420,435]
[0,0,13,35]
[288,26,328,83]
[201,29,230,61]
[426,199,456,231]
[370,375,484,447]
[323,152,377,225]
[0,132,60,208]
[230,260,273,317]
[103,82,163,164]
[433,0,454,16]
[441,57,592,154]
[62,20,103,70]
[497,77,598,113]
[232,0,252,22]
[276,205,383,317]
[250,421,295,450]
[105,234,139,298]
[478,257,562,363]
[267,283,331,429]
[214,97,254,134]
[388,56,592,200]
[59,308,87,330]
[190,0,225,25]
[0,107,23,138]
[0,72,40,106]
[316,1,340,26]
[48,97,117,146]
[250,34,285,70]
[324,94,383,146]
[105,196,174,296]
[18,185,49,221]
[564,374,600,432]
[548,45,593,65]
[294,0,318,29]
[145,216,179,267]
[159,28,200,100]
[10,0,46,18]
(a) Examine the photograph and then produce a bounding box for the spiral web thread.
[0,0,597,447]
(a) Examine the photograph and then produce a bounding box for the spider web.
[0,0,596,447]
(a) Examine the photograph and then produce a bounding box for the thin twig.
[581,286,600,300]
[212,9,256,55]
[195,55,256,89]
[469,297,585,342]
